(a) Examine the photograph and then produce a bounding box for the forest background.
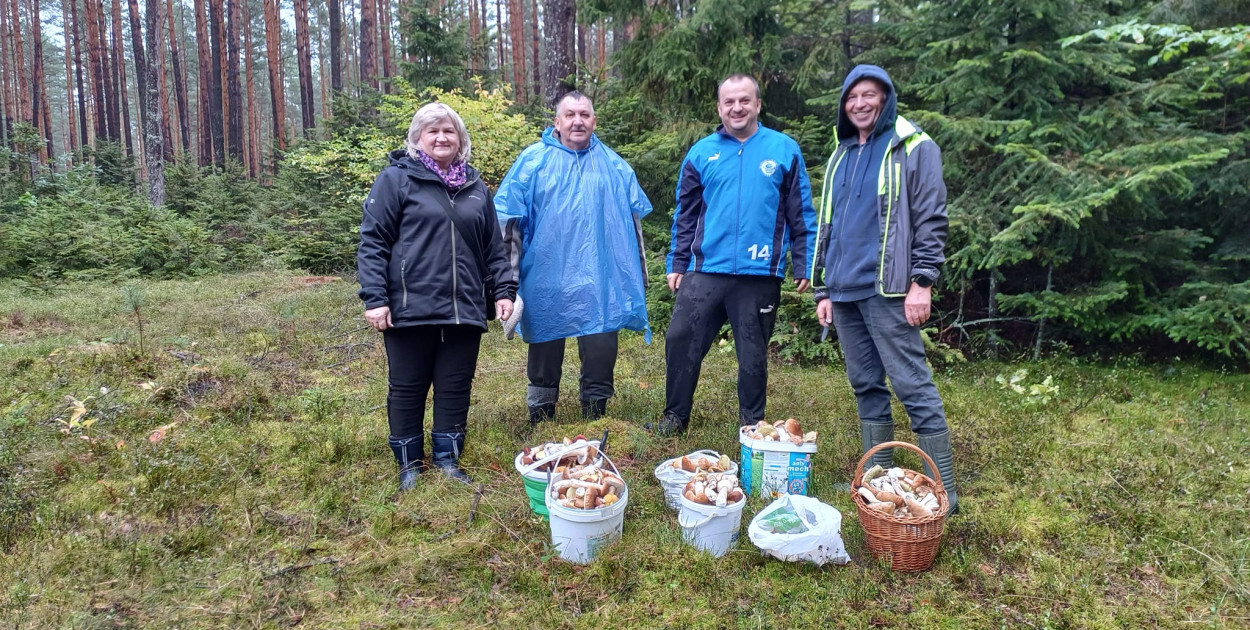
[0,0,1247,366]
[1,1,1248,627]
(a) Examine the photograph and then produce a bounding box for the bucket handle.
[519,439,602,476]
[678,510,720,529]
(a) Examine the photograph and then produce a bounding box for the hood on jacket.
[836,65,898,142]
[541,126,601,153]
[386,148,480,181]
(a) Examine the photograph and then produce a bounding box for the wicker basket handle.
[853,440,944,492]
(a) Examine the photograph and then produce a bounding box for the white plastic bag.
[747,494,850,566]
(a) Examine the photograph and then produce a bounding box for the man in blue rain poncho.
[495,91,653,423]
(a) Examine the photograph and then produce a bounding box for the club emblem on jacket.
[759,160,777,176]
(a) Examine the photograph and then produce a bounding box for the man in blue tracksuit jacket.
[657,74,817,435]
[811,64,958,512]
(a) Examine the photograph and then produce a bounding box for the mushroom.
[784,418,802,436]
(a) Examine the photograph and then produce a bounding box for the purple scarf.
[416,150,468,191]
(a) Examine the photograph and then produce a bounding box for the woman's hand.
[496,299,514,322]
[365,306,392,331]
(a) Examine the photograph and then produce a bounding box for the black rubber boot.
[581,398,607,420]
[918,429,959,514]
[430,431,473,484]
[860,419,896,470]
[388,434,424,491]
[528,403,555,426]
[653,411,687,437]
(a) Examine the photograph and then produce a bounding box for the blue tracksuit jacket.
[666,125,816,279]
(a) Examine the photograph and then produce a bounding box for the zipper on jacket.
[401,259,409,308]
[830,143,866,289]
[736,139,744,274]
[443,174,480,325]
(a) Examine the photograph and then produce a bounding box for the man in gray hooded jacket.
[811,64,959,512]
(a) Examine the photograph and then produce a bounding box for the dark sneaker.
[653,412,687,437]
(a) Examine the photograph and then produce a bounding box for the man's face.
[717,78,762,140]
[554,97,596,150]
[844,79,886,139]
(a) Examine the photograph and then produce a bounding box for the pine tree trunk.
[346,0,356,89]
[262,0,285,153]
[95,0,120,142]
[61,0,78,157]
[110,0,133,153]
[328,0,342,92]
[71,0,89,148]
[207,0,225,165]
[529,0,539,98]
[508,0,523,104]
[82,0,105,141]
[143,0,165,204]
[294,0,315,132]
[596,18,605,68]
[125,0,150,164]
[468,0,478,73]
[193,0,212,164]
[358,0,377,90]
[378,0,392,92]
[541,0,572,107]
[225,0,241,161]
[0,0,12,145]
[243,0,258,175]
[316,4,328,119]
[167,0,190,157]
[575,12,585,69]
[157,38,173,162]
[9,0,29,134]
[494,0,502,82]
[31,0,53,160]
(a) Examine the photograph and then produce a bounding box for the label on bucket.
[740,444,812,497]
[586,532,616,560]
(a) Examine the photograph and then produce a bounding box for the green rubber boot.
[860,420,896,470]
[918,429,959,514]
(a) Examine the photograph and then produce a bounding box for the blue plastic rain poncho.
[494,128,653,344]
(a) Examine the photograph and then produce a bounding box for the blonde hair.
[405,102,472,163]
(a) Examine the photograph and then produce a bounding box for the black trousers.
[383,324,482,438]
[664,272,781,423]
[526,331,618,406]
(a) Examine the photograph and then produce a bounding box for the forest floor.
[0,271,1246,629]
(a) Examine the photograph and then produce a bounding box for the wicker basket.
[851,441,950,572]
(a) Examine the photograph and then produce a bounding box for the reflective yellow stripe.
[812,150,848,283]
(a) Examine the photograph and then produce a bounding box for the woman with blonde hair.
[357,102,515,490]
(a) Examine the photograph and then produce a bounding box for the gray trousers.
[526,331,618,407]
[832,295,947,435]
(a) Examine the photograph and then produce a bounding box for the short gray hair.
[405,102,472,163]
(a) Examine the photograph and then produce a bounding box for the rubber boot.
[918,429,959,514]
[581,398,607,420]
[430,431,473,484]
[860,420,896,470]
[388,434,424,491]
[528,403,555,426]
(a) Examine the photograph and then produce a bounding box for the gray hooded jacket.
[811,65,948,300]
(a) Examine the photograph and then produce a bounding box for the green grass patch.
[0,273,1247,628]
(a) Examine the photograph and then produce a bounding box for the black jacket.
[357,150,517,330]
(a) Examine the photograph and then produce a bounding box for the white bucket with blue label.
[738,426,818,497]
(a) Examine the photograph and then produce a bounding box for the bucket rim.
[514,441,603,481]
[546,486,629,522]
[738,427,818,453]
[678,493,747,514]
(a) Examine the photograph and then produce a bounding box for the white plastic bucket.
[545,486,629,564]
[677,495,747,557]
[514,440,602,519]
[739,427,818,497]
[653,450,739,512]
